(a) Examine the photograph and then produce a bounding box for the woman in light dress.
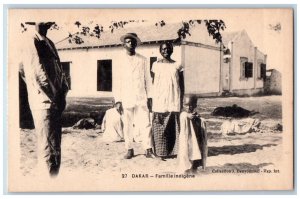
[151,41,184,159]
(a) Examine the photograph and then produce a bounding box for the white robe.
[102,108,124,142]
[178,112,207,172]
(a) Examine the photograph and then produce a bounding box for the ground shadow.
[207,132,247,142]
[208,144,277,157]
[133,154,146,158]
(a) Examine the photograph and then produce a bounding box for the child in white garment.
[102,103,124,142]
[178,95,208,173]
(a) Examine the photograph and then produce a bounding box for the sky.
[10,8,293,72]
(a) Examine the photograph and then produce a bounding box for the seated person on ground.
[101,103,124,142]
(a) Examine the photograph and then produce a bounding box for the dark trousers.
[32,109,62,177]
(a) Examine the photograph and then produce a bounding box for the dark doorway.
[150,57,157,81]
[97,60,112,91]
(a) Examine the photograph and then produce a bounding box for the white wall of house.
[58,44,181,97]
[230,31,265,92]
[231,31,255,90]
[222,62,230,91]
[57,30,266,98]
[59,47,120,97]
[183,45,221,95]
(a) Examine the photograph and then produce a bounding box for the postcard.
[7,8,294,192]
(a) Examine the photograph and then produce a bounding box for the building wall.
[256,50,265,88]
[59,47,120,97]
[230,31,265,92]
[58,44,181,97]
[270,69,282,95]
[58,32,265,98]
[183,45,221,95]
[222,62,230,91]
[186,24,220,48]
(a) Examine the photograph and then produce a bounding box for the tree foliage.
[93,24,103,38]
[21,19,226,45]
[75,21,81,28]
[269,23,281,33]
[67,23,104,44]
[175,20,226,44]
[108,20,146,33]
[155,20,166,27]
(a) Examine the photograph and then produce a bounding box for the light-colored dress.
[151,61,183,157]
[178,112,208,172]
[151,61,183,113]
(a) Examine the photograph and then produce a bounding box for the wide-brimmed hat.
[120,33,141,45]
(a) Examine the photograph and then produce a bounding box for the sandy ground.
[20,95,283,177]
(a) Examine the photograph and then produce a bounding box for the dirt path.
[20,127,282,177]
[20,96,283,177]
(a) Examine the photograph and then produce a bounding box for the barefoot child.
[178,95,208,173]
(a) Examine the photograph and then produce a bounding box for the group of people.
[21,21,207,178]
[103,32,208,173]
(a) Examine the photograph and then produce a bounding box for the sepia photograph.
[7,7,294,192]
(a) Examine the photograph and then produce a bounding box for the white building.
[222,30,267,96]
[56,23,267,98]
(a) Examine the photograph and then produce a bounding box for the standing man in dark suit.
[22,21,69,177]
